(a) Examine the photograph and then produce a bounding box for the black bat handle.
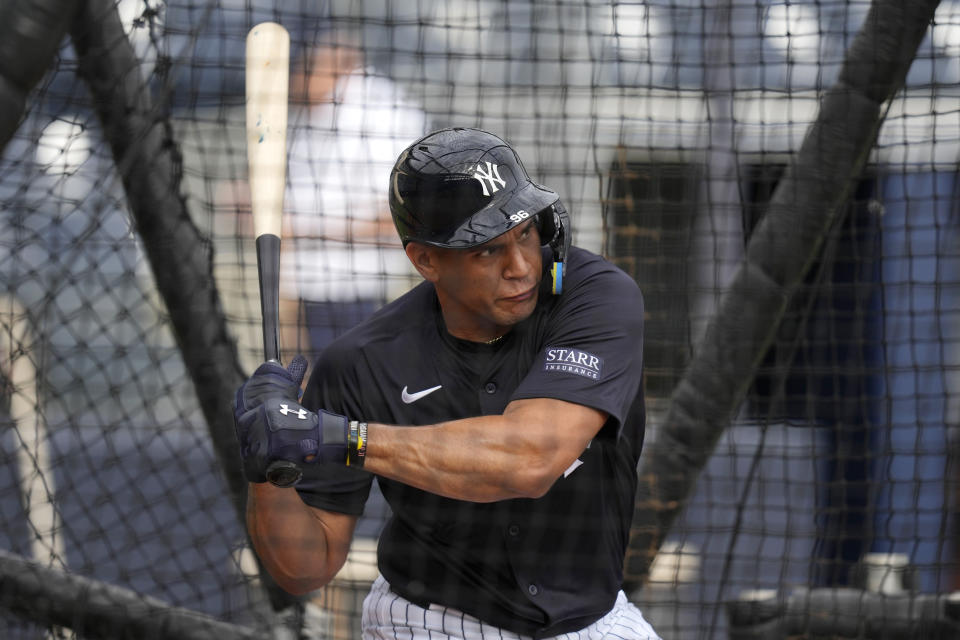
[256,233,282,364]
[265,460,302,488]
[256,233,304,487]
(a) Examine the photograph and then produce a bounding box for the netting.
[0,0,958,638]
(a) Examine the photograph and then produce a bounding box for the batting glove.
[233,356,308,483]
[235,400,368,485]
[233,355,308,420]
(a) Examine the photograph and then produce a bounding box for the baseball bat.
[245,22,301,488]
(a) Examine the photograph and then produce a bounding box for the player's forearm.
[246,483,343,594]
[363,414,578,502]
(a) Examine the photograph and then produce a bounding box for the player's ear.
[405,242,440,283]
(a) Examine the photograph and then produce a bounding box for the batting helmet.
[389,127,571,293]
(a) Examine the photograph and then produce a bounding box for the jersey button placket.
[507,524,520,537]
[478,380,502,414]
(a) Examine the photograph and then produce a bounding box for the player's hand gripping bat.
[245,22,301,488]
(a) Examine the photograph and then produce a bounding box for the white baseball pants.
[361,575,662,640]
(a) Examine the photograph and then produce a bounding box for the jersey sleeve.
[510,259,644,433]
[294,345,374,516]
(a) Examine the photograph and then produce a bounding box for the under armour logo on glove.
[233,355,309,422]
[234,396,359,484]
[279,404,308,419]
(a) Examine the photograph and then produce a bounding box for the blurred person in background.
[279,27,428,375]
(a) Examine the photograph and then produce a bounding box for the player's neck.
[445,323,510,345]
[438,309,510,345]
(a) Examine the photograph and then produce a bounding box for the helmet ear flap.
[537,202,570,295]
[537,207,558,245]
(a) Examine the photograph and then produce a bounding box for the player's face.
[429,220,543,342]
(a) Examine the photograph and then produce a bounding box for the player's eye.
[520,223,538,243]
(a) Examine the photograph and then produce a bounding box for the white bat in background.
[246,22,301,488]
[246,21,289,364]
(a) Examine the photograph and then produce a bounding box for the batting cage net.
[0,0,958,638]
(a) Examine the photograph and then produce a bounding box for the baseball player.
[234,128,660,639]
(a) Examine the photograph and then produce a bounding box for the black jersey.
[298,246,645,638]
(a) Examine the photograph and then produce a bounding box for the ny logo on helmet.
[472,161,507,196]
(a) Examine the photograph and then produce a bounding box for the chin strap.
[550,259,564,295]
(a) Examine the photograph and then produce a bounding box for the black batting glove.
[233,355,308,419]
[232,355,308,483]
[234,399,368,484]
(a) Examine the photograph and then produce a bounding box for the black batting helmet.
[389,127,571,293]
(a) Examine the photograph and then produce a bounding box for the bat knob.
[266,460,302,488]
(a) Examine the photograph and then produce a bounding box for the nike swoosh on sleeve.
[563,459,584,478]
[401,384,443,404]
